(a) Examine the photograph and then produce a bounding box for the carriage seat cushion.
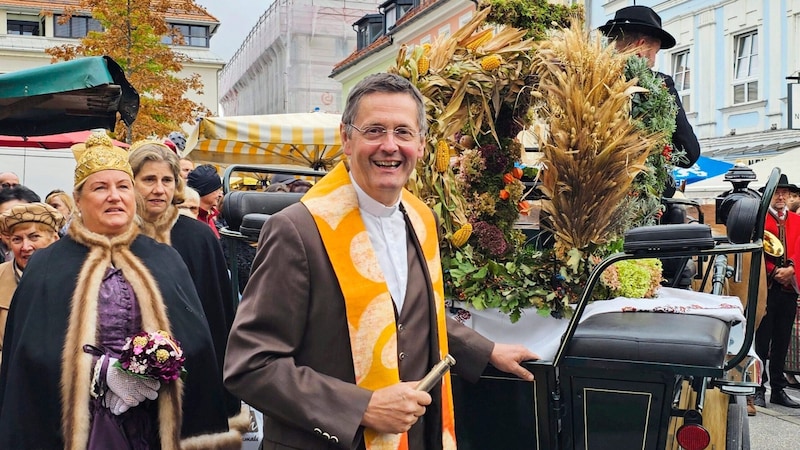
[623,223,714,254]
[222,190,304,231]
[241,213,270,240]
[566,312,731,367]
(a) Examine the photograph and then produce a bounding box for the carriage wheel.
[726,395,751,450]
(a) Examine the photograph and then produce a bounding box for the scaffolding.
[219,0,380,116]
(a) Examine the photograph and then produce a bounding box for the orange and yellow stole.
[301,162,456,449]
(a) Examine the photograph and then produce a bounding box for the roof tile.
[332,0,443,73]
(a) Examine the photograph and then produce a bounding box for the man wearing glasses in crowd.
[0,173,19,190]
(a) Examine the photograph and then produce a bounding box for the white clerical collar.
[349,172,401,217]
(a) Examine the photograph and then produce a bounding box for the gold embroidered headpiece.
[0,202,66,235]
[72,131,133,188]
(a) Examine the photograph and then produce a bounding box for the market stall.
[0,56,138,136]
[184,112,343,170]
[0,56,139,195]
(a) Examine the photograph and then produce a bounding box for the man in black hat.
[270,173,313,193]
[600,5,701,206]
[751,173,800,409]
[601,5,702,289]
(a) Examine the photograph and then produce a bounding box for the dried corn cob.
[480,54,502,71]
[451,223,473,248]
[435,140,450,172]
[418,56,430,75]
[462,29,493,50]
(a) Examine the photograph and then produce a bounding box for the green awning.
[0,56,139,136]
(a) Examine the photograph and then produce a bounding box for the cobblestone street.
[750,387,800,449]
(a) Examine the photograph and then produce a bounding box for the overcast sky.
[195,0,272,62]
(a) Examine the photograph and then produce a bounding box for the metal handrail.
[221,164,327,194]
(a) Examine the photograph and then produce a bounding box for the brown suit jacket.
[224,202,493,450]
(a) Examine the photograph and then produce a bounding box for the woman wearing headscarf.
[128,140,244,423]
[186,164,224,238]
[0,202,64,367]
[0,132,242,449]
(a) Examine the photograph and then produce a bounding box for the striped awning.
[184,113,343,170]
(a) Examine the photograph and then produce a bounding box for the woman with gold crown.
[0,132,243,449]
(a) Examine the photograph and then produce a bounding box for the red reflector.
[676,423,711,450]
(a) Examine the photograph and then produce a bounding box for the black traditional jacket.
[0,224,240,449]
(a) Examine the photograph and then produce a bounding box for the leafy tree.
[46,0,212,142]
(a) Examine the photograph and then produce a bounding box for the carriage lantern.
[715,164,760,224]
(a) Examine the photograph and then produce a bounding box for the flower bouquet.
[115,330,187,383]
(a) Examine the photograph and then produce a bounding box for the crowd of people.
[0,74,537,449]
[0,5,794,448]
[0,72,541,448]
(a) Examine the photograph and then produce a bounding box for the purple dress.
[88,267,159,449]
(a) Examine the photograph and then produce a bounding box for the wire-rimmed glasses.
[347,123,420,142]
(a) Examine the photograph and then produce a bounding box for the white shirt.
[350,174,409,313]
[770,206,787,220]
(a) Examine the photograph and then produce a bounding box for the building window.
[353,14,384,51]
[459,12,473,28]
[162,23,210,48]
[672,50,691,111]
[733,31,758,104]
[438,24,451,38]
[54,15,102,38]
[380,0,415,33]
[8,19,41,36]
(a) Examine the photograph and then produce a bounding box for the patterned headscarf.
[0,202,65,235]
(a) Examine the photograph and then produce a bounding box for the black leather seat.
[240,213,271,240]
[567,312,731,367]
[222,190,304,231]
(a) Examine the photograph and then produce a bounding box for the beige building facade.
[0,0,224,117]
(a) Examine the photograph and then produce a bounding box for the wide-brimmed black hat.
[758,173,798,193]
[599,5,676,49]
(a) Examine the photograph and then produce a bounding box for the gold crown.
[72,131,133,187]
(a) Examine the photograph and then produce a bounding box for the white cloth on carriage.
[453,287,746,361]
[584,287,745,324]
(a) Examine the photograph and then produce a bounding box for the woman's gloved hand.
[105,391,131,415]
[106,357,160,410]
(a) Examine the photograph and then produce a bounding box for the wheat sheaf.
[531,22,662,256]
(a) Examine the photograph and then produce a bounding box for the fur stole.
[138,203,181,245]
[62,216,183,450]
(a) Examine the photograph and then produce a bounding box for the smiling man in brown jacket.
[224,73,538,450]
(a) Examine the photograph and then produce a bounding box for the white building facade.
[588,0,800,162]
